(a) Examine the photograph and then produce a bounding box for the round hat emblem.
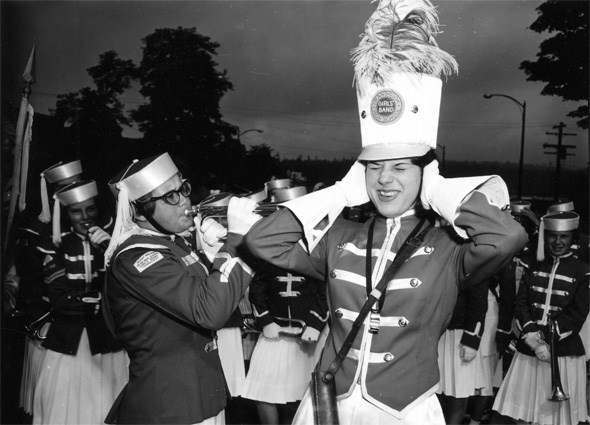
[370,89,404,125]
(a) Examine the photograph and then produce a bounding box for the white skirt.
[437,329,496,398]
[20,331,48,415]
[33,328,129,425]
[241,327,327,404]
[492,351,587,425]
[293,385,445,425]
[217,327,246,397]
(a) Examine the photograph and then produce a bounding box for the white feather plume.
[352,0,458,94]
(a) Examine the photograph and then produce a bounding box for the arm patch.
[134,251,164,273]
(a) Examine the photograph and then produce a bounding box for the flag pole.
[4,45,36,255]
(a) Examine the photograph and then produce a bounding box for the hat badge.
[370,89,404,125]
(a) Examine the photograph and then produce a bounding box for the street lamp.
[483,93,527,199]
[239,128,264,137]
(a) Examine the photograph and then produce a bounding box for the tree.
[53,51,138,179]
[520,1,588,129]
[131,27,237,182]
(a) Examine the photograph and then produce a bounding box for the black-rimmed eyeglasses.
[145,180,192,206]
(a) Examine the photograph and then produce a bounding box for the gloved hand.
[535,343,551,362]
[87,226,111,248]
[263,322,282,340]
[523,331,543,351]
[195,217,227,260]
[419,160,444,210]
[335,162,370,207]
[227,197,261,236]
[460,344,477,362]
[300,327,320,344]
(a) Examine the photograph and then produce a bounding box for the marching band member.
[33,180,127,425]
[492,210,589,425]
[14,160,86,417]
[244,1,527,423]
[103,153,260,425]
[241,187,329,425]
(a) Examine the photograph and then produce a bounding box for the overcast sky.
[2,0,588,169]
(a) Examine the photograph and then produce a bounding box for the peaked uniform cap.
[42,160,83,184]
[536,210,580,261]
[542,211,579,232]
[273,186,307,202]
[113,153,178,201]
[54,180,98,206]
[352,0,458,161]
[510,200,531,214]
[547,201,574,214]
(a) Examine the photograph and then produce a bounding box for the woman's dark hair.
[410,149,437,168]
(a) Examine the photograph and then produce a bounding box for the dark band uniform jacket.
[515,251,589,357]
[105,229,254,424]
[245,191,527,418]
[249,264,329,332]
[41,219,119,355]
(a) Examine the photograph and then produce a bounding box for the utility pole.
[543,122,577,201]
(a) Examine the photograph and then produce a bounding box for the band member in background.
[33,180,127,425]
[12,160,85,417]
[103,153,260,425]
[244,1,527,423]
[492,210,589,424]
[241,187,329,425]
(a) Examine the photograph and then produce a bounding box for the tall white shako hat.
[547,200,574,214]
[104,153,178,265]
[52,180,97,246]
[536,210,580,261]
[352,0,458,161]
[38,160,83,223]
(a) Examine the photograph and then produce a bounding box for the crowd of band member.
[4,153,588,425]
[3,1,589,424]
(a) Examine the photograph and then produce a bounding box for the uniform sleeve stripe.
[45,269,65,284]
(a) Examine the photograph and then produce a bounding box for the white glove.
[419,160,443,211]
[88,226,111,248]
[335,162,370,207]
[227,197,261,236]
[523,331,543,351]
[300,327,320,344]
[195,217,227,260]
[535,343,551,362]
[263,322,282,340]
[460,344,477,362]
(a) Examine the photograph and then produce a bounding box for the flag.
[4,45,36,253]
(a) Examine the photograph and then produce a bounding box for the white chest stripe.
[347,348,393,364]
[134,251,164,273]
[386,278,422,291]
[335,308,409,327]
[332,269,365,287]
[344,244,394,262]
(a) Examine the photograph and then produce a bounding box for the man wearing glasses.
[103,153,261,425]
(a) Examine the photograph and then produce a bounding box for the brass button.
[330,270,337,279]
[337,243,345,251]
[398,318,408,327]
[335,309,343,318]
[300,277,306,282]
[424,246,433,253]
[383,353,394,362]
[410,278,420,287]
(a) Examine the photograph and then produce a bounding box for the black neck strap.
[321,217,430,383]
